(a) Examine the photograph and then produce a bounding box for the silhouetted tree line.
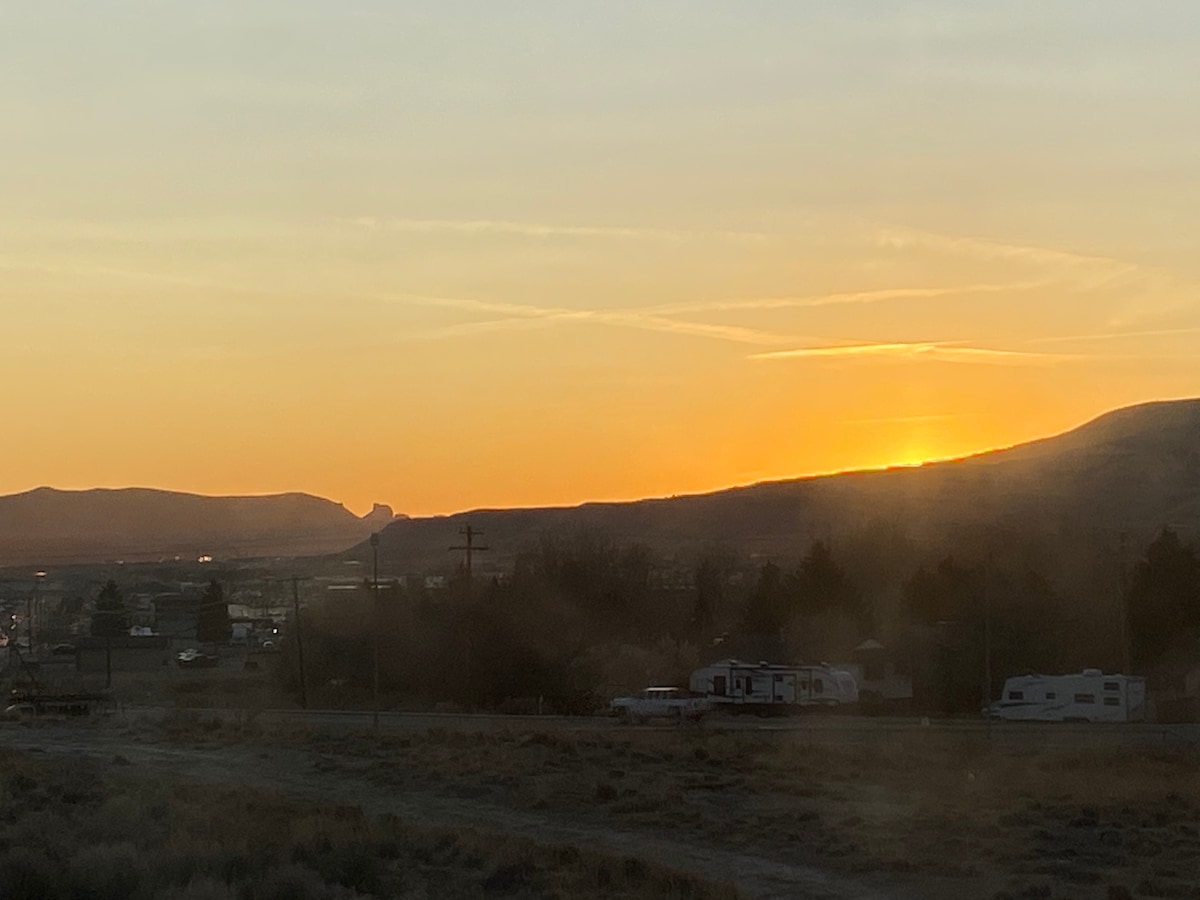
[1125,528,1200,678]
[280,525,1197,715]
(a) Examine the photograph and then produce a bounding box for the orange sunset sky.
[4,3,1200,516]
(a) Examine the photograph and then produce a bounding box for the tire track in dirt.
[2,726,921,900]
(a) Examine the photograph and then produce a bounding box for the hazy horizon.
[7,392,1197,519]
[6,2,1200,516]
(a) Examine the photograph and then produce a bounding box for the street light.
[370,532,380,738]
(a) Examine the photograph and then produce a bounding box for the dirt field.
[3,714,1200,899]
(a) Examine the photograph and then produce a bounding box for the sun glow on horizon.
[3,4,1200,515]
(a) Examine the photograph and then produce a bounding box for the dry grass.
[308,728,1200,899]
[118,715,1200,898]
[0,747,741,900]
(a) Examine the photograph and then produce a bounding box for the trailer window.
[1008,691,1024,700]
[1103,681,1120,692]
[1104,697,1120,706]
[1045,692,1056,700]
[1074,693,1095,704]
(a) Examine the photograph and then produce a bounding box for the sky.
[3,1,1200,516]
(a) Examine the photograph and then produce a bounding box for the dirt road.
[1,723,922,900]
[124,704,1200,748]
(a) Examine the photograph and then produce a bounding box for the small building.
[836,639,914,709]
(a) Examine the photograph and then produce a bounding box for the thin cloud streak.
[376,291,800,346]
[1030,326,1200,345]
[341,217,772,244]
[877,228,1137,278]
[875,228,1200,330]
[0,257,281,297]
[1,255,800,348]
[750,341,1087,365]
[644,280,1045,316]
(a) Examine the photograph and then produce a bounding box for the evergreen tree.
[90,580,129,638]
[741,561,790,634]
[196,580,232,644]
[693,554,723,631]
[796,540,862,621]
[905,557,985,626]
[1126,528,1200,670]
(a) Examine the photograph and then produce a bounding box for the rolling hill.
[0,488,396,567]
[358,398,1200,572]
[5,398,1196,572]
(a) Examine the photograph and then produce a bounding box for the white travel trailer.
[689,659,858,713]
[986,669,1147,723]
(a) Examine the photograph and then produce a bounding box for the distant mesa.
[362,503,400,528]
[0,487,401,567]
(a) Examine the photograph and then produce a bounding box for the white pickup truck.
[610,687,712,724]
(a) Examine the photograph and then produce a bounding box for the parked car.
[176,648,218,668]
[2,702,37,720]
[610,687,711,724]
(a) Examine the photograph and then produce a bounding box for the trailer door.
[1127,678,1147,722]
[775,672,796,704]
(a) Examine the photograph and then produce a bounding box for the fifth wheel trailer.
[689,659,858,713]
[986,670,1146,723]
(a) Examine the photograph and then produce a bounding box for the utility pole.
[1118,532,1133,673]
[982,557,993,717]
[371,533,380,739]
[449,525,489,706]
[449,525,490,599]
[28,570,43,651]
[292,576,308,710]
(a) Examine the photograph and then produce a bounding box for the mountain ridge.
[358,398,1200,571]
[4,398,1197,569]
[0,486,396,567]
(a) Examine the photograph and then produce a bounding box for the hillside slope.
[359,398,1200,571]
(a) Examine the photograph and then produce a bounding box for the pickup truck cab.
[610,686,711,724]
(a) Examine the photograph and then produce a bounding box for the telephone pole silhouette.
[450,525,489,598]
[370,532,380,738]
[291,576,309,710]
[450,525,489,703]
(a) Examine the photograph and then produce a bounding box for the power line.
[449,525,489,590]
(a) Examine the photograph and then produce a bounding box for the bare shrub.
[0,846,59,898]
[244,863,361,900]
[159,876,238,900]
[68,842,150,900]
